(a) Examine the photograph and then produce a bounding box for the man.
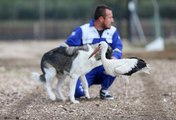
[65,4,123,100]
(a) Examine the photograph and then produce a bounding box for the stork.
[89,41,151,97]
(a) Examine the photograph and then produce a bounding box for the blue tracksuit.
[65,19,123,98]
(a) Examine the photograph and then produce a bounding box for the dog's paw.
[84,90,90,99]
[55,92,66,102]
[49,93,56,101]
[71,100,80,104]
[85,94,90,99]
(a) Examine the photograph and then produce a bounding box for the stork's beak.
[88,46,100,59]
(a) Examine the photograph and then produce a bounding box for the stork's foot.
[49,93,56,101]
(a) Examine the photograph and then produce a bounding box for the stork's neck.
[101,44,108,61]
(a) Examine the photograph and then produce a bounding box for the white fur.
[67,46,101,103]
[31,72,41,84]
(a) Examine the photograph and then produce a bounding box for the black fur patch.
[41,46,79,75]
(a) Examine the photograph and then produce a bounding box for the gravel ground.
[0,40,176,120]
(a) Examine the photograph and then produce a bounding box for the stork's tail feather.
[31,72,46,84]
[141,64,152,74]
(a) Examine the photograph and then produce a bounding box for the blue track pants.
[74,65,116,98]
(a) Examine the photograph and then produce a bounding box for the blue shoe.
[100,89,114,100]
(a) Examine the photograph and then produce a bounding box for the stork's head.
[88,41,108,59]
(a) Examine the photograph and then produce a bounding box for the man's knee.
[74,80,85,98]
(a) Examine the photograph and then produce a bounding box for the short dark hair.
[94,4,112,20]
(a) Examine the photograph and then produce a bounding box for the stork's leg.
[44,67,57,101]
[121,76,129,98]
[80,75,90,99]
[55,74,67,102]
[69,74,80,104]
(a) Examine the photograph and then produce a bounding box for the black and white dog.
[32,43,112,103]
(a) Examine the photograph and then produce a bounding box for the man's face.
[102,9,114,29]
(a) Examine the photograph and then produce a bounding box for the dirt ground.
[0,40,176,120]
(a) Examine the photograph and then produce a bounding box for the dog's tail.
[31,72,46,84]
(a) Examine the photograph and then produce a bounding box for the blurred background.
[0,0,176,51]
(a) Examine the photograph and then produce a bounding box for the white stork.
[89,41,151,97]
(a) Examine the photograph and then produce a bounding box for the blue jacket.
[66,19,123,59]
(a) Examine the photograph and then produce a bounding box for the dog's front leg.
[69,74,80,104]
[80,75,90,99]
